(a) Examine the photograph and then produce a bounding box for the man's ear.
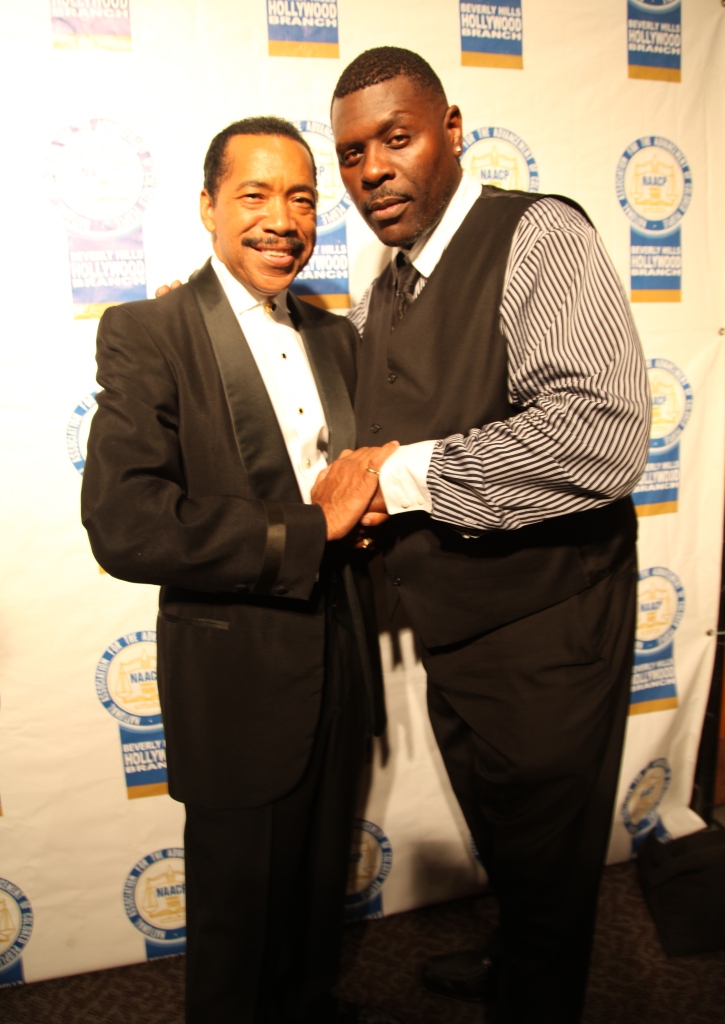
[200,189,216,234]
[444,104,463,155]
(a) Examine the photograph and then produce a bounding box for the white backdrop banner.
[0,0,723,986]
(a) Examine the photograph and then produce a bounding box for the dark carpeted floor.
[1,860,724,1024]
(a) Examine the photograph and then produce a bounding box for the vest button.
[275,585,289,596]
[371,423,381,433]
[392,577,402,586]
[388,373,398,383]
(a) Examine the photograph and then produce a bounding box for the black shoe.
[422,949,498,1003]
[331,999,402,1024]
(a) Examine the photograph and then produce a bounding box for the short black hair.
[203,116,316,203]
[333,47,446,103]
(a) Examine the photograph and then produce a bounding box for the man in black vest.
[317,48,650,1024]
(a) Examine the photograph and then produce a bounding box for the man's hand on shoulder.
[154,280,183,298]
[312,442,398,541]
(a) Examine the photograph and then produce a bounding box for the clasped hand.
[311,442,398,542]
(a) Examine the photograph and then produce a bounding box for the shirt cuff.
[379,441,436,514]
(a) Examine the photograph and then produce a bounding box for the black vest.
[355,186,636,648]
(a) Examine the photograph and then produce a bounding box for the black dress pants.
[184,607,368,1024]
[425,556,637,1024]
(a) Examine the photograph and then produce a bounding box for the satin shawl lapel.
[189,260,301,503]
[287,292,356,460]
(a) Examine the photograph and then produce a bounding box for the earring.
[454,144,462,155]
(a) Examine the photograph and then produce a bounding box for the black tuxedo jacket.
[82,260,382,809]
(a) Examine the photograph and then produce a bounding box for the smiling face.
[200,133,317,298]
[331,75,463,250]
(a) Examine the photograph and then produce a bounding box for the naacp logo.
[461,127,539,193]
[636,568,685,655]
[123,849,185,942]
[647,359,692,452]
[295,121,351,231]
[0,878,33,972]
[621,758,671,838]
[346,819,393,910]
[45,119,156,238]
[615,136,692,234]
[95,632,162,727]
[630,0,679,9]
[66,391,98,474]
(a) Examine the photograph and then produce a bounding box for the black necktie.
[392,252,420,328]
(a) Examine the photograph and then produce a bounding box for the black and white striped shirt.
[349,177,650,533]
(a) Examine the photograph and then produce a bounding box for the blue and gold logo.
[123,849,185,960]
[633,359,693,516]
[66,391,98,475]
[266,1,339,58]
[631,567,684,715]
[45,119,155,318]
[615,136,692,302]
[95,632,168,798]
[461,127,539,193]
[345,819,393,922]
[291,121,351,310]
[627,0,681,83]
[622,758,671,856]
[0,878,33,988]
[459,1,524,69]
[50,0,132,51]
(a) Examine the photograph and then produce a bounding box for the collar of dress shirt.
[399,172,482,280]
[211,253,290,318]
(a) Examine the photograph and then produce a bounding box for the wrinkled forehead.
[223,133,315,184]
[331,76,443,144]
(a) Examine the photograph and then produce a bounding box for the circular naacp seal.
[123,849,186,942]
[45,119,156,238]
[295,120,351,233]
[95,631,162,728]
[629,0,680,9]
[345,819,393,909]
[621,758,671,837]
[636,567,685,655]
[461,127,539,193]
[0,878,34,972]
[615,136,692,234]
[647,358,692,452]
[66,391,98,474]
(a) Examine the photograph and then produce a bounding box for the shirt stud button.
[371,423,381,433]
[388,373,397,383]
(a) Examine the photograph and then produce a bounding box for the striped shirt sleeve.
[427,197,651,532]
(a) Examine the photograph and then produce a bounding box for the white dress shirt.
[212,255,328,504]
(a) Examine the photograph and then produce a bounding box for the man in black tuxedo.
[81,117,399,1024]
[323,48,650,1024]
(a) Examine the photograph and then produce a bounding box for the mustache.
[242,235,306,254]
[364,186,414,215]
